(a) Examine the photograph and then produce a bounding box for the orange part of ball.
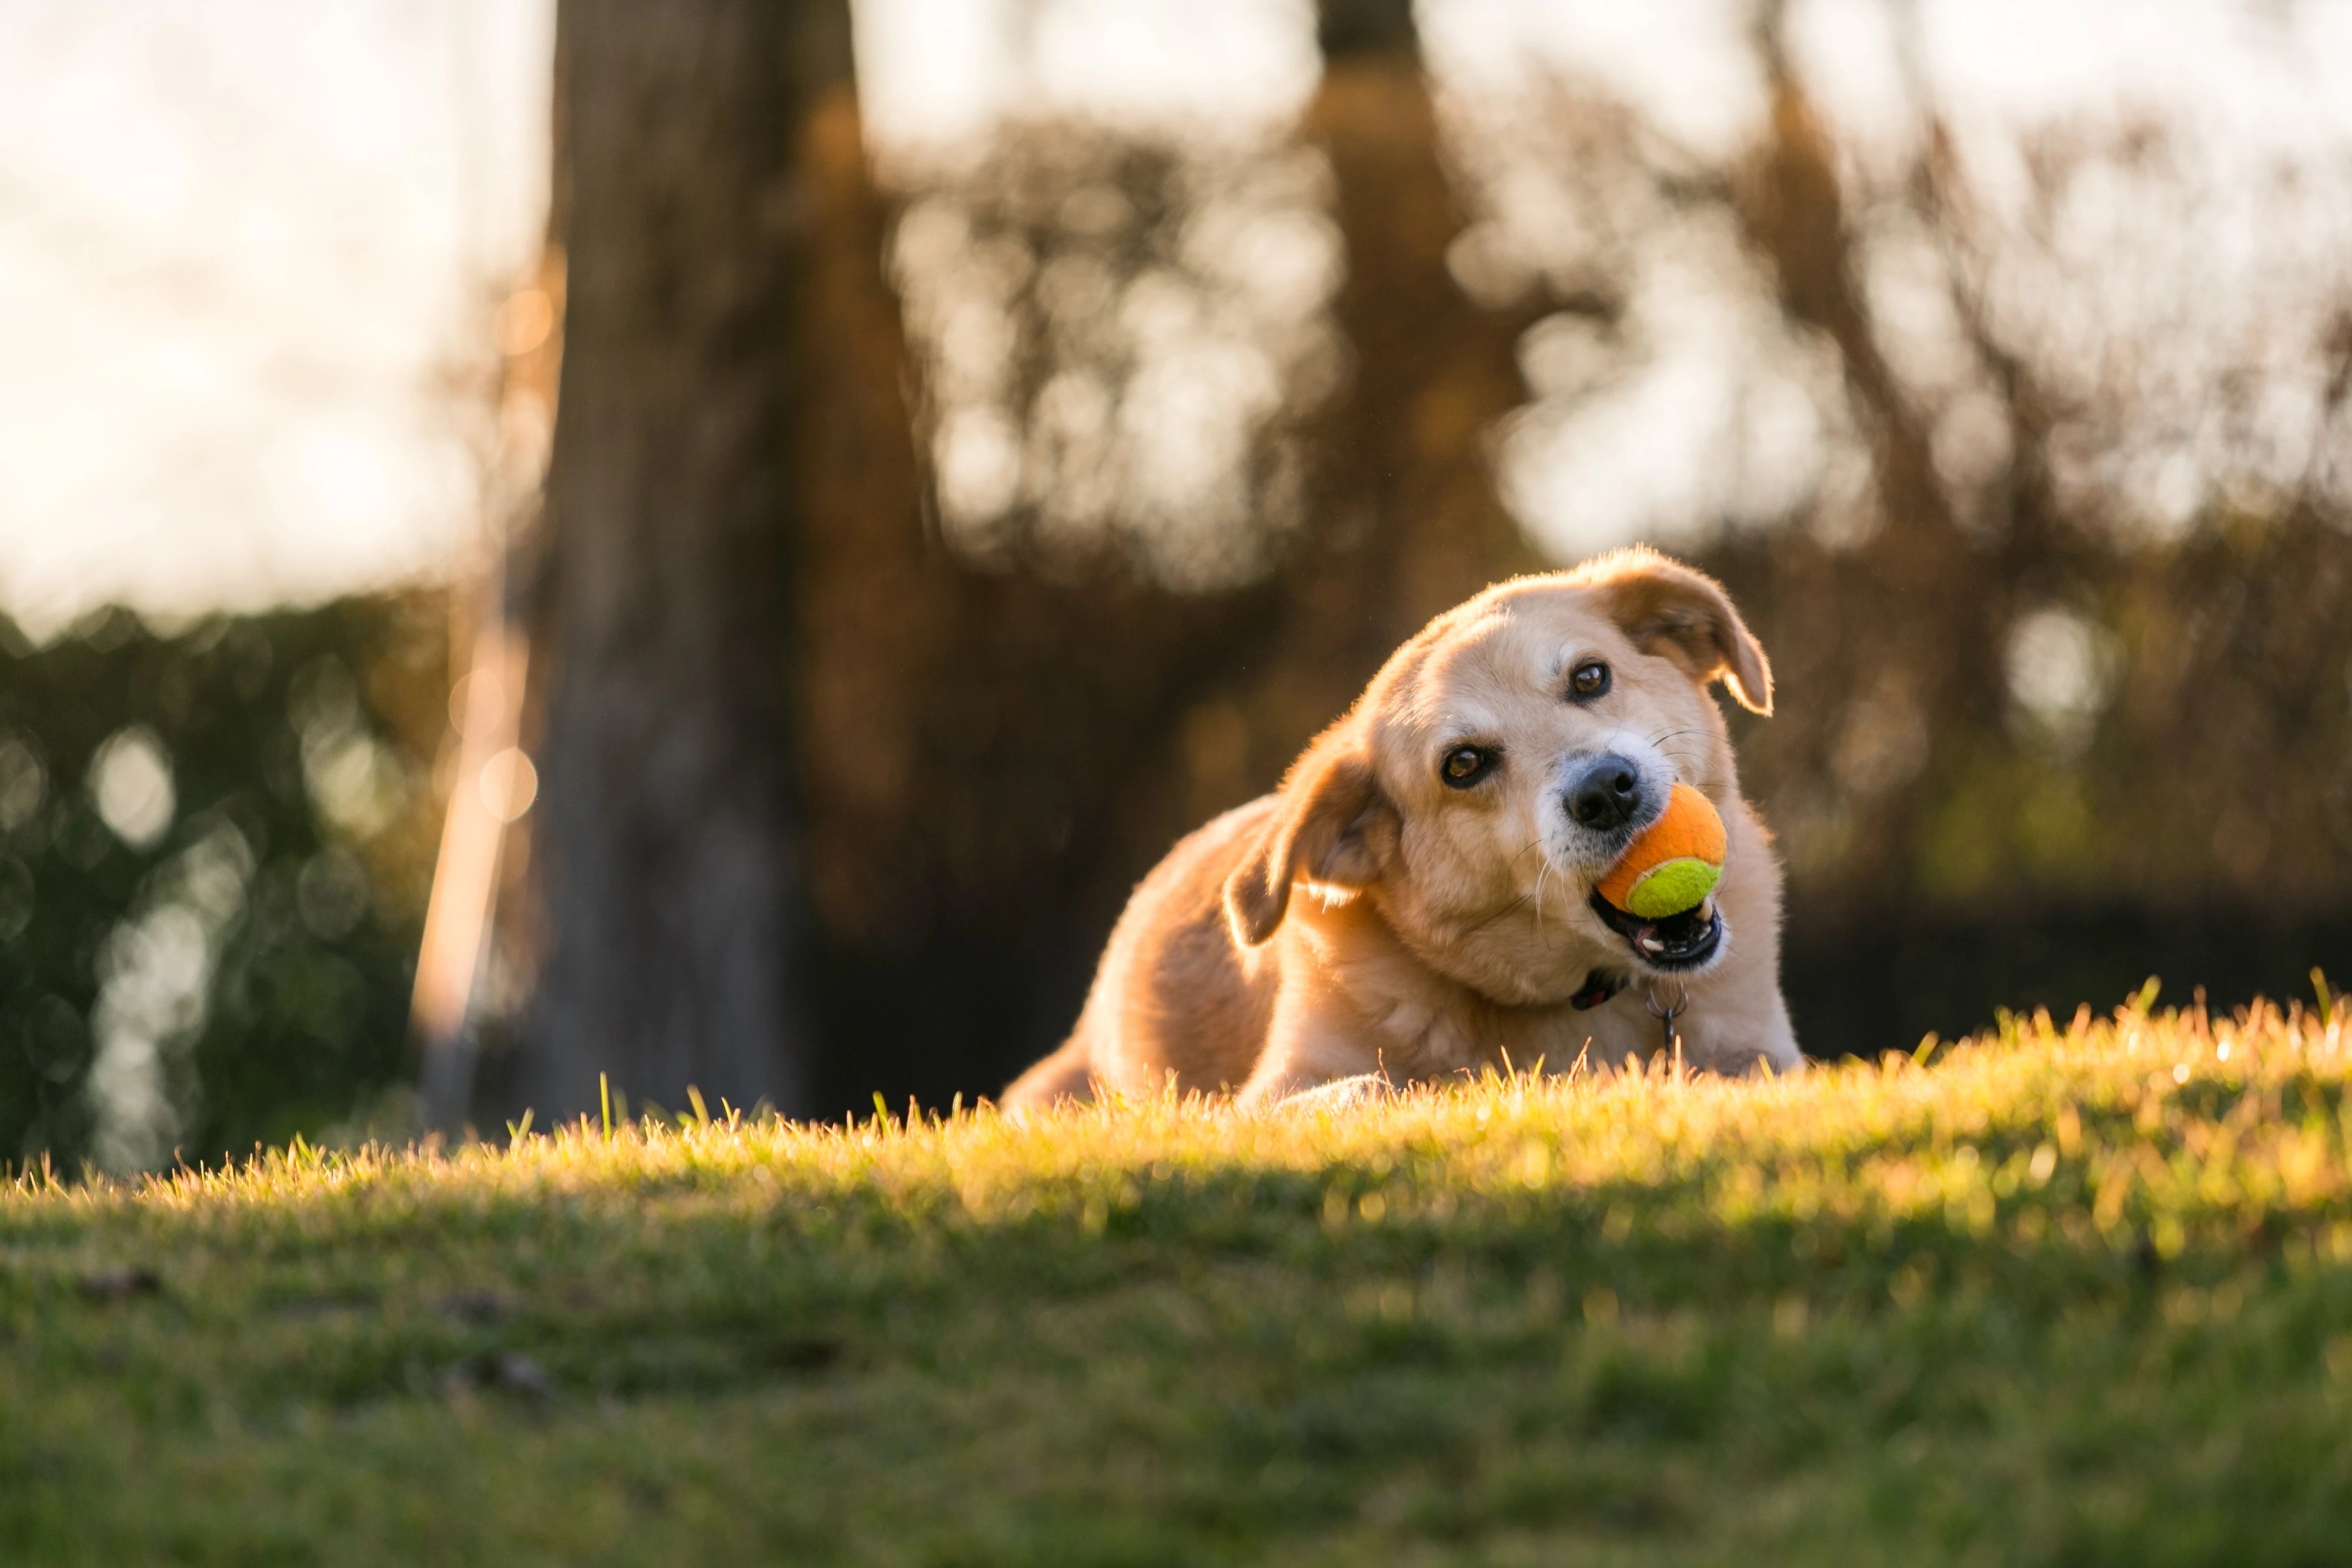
[1594,782,1726,909]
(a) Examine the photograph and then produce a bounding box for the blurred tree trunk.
[1252,0,1546,728]
[514,1,858,1121]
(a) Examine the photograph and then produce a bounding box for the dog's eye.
[1439,746,1494,788]
[1569,660,1611,700]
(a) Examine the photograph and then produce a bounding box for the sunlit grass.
[6,985,2352,1564]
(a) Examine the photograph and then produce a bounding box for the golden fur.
[1003,549,1800,1109]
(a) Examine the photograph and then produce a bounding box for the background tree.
[510,1,864,1121]
[0,597,443,1172]
[1259,0,1546,713]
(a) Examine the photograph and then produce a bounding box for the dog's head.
[1223,548,1772,1004]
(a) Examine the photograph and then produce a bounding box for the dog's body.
[1003,549,1800,1109]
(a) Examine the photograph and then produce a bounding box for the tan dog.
[1002,548,1800,1110]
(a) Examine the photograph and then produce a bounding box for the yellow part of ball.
[1595,781,1726,917]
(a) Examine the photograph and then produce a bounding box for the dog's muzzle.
[1588,889,1723,972]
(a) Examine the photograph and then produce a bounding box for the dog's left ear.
[1580,548,1773,716]
[1223,725,1391,947]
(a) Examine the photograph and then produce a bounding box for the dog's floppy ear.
[1578,547,1773,716]
[1224,726,1389,947]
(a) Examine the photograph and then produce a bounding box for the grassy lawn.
[7,990,2352,1566]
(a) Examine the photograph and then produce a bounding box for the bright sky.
[0,1,551,640]
[2,0,2347,637]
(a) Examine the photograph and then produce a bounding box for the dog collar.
[1646,980,1690,1058]
[1569,971,1622,1011]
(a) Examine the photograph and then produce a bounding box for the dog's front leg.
[1259,1073,1396,1113]
[1234,985,1389,1109]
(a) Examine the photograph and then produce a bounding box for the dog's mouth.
[1588,890,1723,972]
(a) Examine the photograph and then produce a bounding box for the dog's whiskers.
[1645,728,1709,773]
[1464,892,1532,935]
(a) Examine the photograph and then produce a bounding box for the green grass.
[8,991,2352,1566]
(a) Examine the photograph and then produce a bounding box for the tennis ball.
[1595,781,1726,919]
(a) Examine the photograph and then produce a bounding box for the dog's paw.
[1267,1074,1396,1114]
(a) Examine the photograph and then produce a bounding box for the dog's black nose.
[1565,754,1643,830]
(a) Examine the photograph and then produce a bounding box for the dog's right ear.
[1576,546,1774,716]
[1224,727,1389,947]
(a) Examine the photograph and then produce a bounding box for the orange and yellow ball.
[1595,781,1726,919]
